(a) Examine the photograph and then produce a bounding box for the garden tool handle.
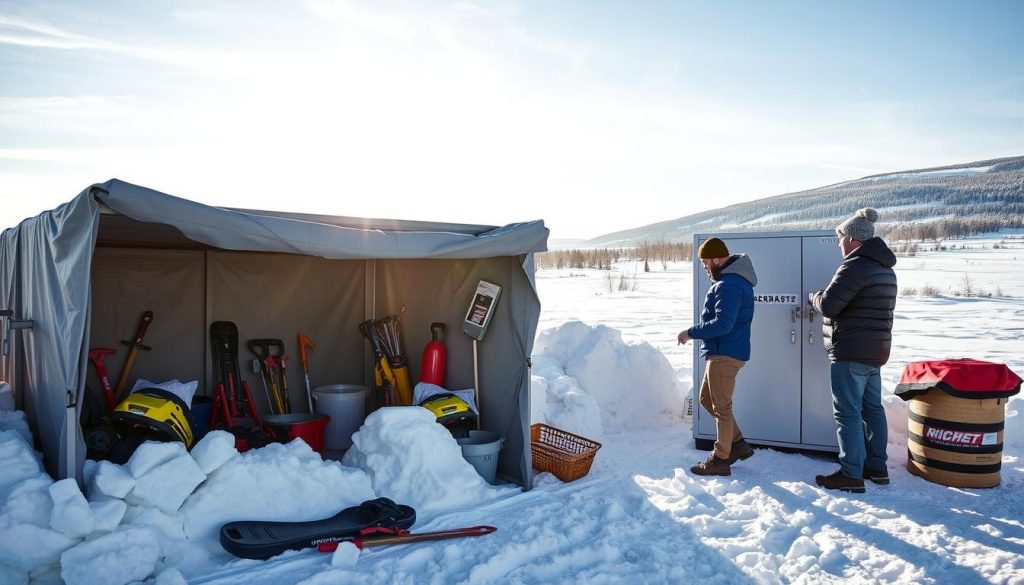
[248,339,285,358]
[124,311,153,347]
[298,333,315,369]
[114,311,154,402]
[248,339,269,360]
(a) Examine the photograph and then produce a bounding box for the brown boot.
[724,439,754,465]
[815,469,865,493]
[691,455,731,476]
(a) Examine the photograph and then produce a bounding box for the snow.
[48,480,92,539]
[340,407,505,517]
[0,234,1022,584]
[532,322,681,440]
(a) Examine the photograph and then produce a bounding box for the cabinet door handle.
[808,331,815,345]
[791,330,796,343]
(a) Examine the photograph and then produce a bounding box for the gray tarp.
[1,179,547,487]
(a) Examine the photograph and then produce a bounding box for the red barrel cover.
[895,358,1022,401]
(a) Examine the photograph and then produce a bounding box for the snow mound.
[181,438,374,546]
[532,321,683,439]
[342,406,503,517]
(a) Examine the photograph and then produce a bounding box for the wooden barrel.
[906,388,1006,488]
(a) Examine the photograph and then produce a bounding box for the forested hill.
[584,156,1024,247]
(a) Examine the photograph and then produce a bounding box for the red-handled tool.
[88,347,117,411]
[298,333,315,412]
[316,525,496,552]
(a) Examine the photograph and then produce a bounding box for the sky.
[1,0,1023,240]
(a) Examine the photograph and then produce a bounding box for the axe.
[88,347,117,411]
[114,311,153,403]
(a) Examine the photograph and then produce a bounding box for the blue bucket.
[190,395,214,441]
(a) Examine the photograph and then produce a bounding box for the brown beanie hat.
[836,208,879,241]
[697,237,729,259]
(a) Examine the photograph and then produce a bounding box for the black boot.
[815,469,865,493]
[863,466,890,485]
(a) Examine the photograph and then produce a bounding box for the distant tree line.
[884,214,1024,242]
[536,240,693,270]
[535,248,626,270]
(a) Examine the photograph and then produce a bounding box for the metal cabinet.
[692,231,841,452]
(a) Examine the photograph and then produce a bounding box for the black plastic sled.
[220,497,416,559]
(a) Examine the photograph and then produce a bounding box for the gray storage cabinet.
[692,231,841,452]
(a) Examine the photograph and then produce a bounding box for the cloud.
[0,14,116,49]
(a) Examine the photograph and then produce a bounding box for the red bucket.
[263,413,330,453]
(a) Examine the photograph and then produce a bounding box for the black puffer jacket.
[810,237,897,366]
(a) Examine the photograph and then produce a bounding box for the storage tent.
[1,179,547,487]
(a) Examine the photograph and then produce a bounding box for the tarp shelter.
[1,179,548,487]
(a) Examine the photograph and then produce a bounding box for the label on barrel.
[923,425,998,447]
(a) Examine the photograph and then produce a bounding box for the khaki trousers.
[698,355,746,459]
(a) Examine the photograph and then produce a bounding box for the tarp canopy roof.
[92,179,549,259]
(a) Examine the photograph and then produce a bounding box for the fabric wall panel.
[207,252,365,416]
[90,248,206,396]
[375,256,537,485]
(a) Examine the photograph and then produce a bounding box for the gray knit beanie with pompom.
[836,208,878,241]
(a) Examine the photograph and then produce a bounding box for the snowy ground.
[0,233,1022,585]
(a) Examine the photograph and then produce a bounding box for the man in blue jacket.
[678,237,758,476]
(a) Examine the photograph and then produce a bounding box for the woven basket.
[530,423,602,482]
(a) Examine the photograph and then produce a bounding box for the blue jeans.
[831,361,888,478]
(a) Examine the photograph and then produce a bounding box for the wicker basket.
[530,423,602,482]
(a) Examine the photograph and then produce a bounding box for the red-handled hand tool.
[316,525,496,552]
[88,347,118,410]
[298,333,315,412]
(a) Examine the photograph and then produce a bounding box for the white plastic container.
[313,384,368,450]
[456,430,505,484]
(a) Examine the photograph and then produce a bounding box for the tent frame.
[1,180,547,488]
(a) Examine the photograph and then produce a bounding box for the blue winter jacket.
[688,254,758,361]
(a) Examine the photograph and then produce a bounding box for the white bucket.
[313,384,368,450]
[456,430,505,484]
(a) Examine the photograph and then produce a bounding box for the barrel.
[906,388,1006,488]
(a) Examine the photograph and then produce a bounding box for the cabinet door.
[694,237,802,444]
[800,235,843,448]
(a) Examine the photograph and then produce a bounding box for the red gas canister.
[420,323,447,386]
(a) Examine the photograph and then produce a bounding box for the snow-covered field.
[0,233,1021,585]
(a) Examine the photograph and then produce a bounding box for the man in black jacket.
[809,208,897,493]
